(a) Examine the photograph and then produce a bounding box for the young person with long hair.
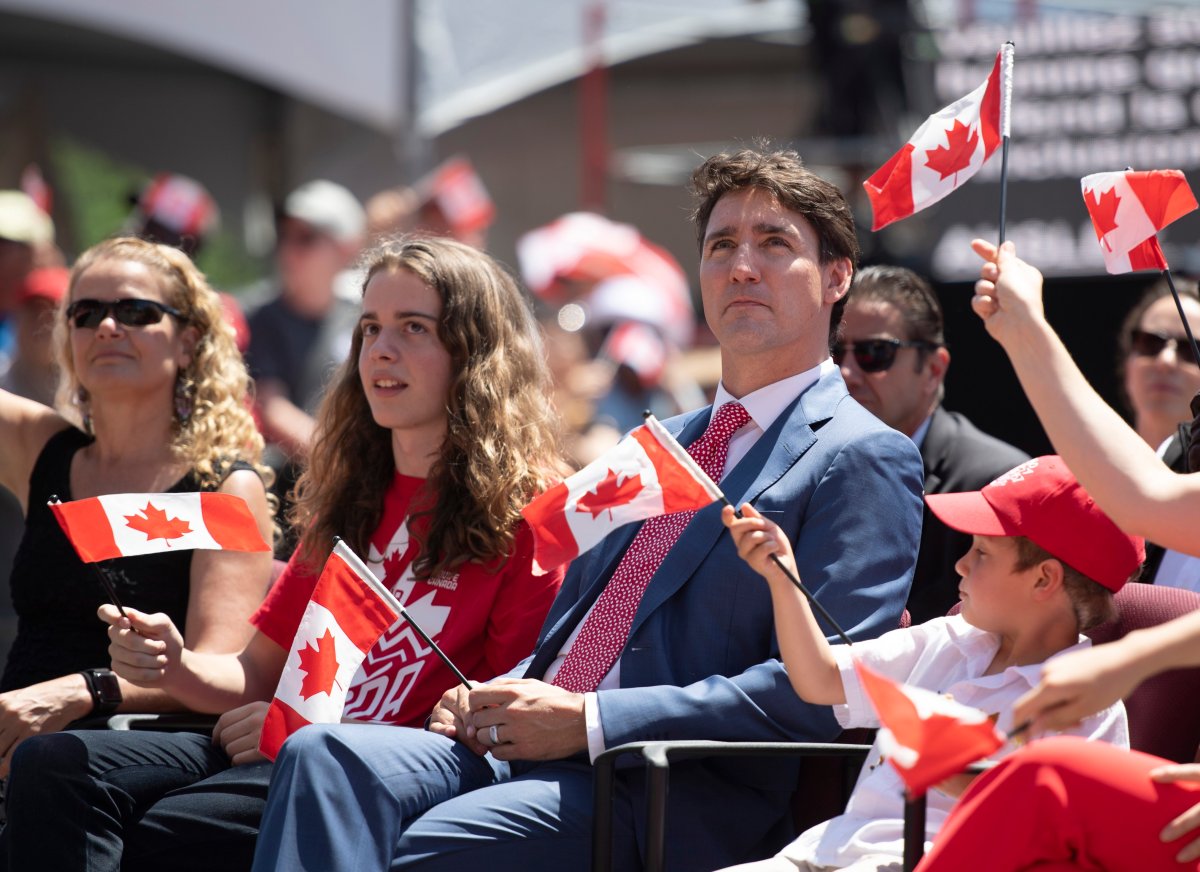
[0,237,274,770]
[0,236,566,872]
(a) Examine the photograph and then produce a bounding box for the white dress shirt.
[783,615,1129,868]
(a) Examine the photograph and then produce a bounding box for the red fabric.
[253,473,563,727]
[917,737,1200,872]
[551,402,749,693]
[854,659,1002,797]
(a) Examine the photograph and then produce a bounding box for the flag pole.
[333,538,472,689]
[49,495,130,619]
[1162,268,1200,369]
[996,41,1015,245]
[641,413,855,645]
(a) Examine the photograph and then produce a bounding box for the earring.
[174,371,194,425]
[75,387,93,436]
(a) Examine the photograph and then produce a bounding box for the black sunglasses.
[1129,329,1198,366]
[66,298,186,330]
[832,338,938,374]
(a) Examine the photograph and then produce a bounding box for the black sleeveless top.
[1,428,249,691]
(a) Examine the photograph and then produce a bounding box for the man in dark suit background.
[836,265,1029,623]
[251,147,925,872]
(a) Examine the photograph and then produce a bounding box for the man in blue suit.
[251,147,925,872]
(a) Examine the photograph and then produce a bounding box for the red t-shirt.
[252,473,564,728]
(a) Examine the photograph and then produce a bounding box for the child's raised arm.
[722,503,846,705]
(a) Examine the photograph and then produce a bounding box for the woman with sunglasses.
[1115,279,1200,590]
[0,236,566,872]
[1118,279,1200,451]
[0,237,275,772]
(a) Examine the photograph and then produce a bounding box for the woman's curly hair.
[291,235,565,577]
[56,237,272,494]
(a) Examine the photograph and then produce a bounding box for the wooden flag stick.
[996,41,1015,245]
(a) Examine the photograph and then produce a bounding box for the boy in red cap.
[719,455,1144,872]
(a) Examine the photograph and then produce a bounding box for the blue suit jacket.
[517,367,924,869]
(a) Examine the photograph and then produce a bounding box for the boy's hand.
[721,503,799,586]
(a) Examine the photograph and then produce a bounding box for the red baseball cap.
[17,266,69,305]
[925,455,1144,591]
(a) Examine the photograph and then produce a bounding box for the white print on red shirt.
[341,520,455,722]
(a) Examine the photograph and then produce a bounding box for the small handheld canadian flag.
[864,46,1008,231]
[50,492,270,562]
[520,415,724,575]
[854,659,1004,798]
[1080,170,1198,274]
[259,540,402,761]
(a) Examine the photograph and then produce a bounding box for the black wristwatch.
[80,668,123,717]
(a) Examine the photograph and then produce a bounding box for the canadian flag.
[50,492,270,562]
[1080,170,1198,274]
[521,415,723,575]
[599,320,668,387]
[854,659,1004,798]
[259,540,401,761]
[423,156,495,234]
[864,48,1005,231]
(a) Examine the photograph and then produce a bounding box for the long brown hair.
[291,236,564,577]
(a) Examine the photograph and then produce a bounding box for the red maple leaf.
[924,119,980,184]
[1088,187,1121,251]
[381,548,406,584]
[124,502,192,546]
[575,469,644,520]
[297,628,341,700]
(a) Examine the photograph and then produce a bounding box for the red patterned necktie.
[551,402,751,693]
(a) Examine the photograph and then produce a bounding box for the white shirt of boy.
[780,614,1129,869]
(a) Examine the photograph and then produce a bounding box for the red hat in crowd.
[17,266,69,306]
[925,455,1144,591]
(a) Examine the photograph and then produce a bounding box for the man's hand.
[467,678,587,762]
[428,684,488,756]
[213,701,270,766]
[1152,764,1200,863]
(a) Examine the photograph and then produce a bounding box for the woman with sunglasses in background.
[1114,277,1200,590]
[0,237,275,775]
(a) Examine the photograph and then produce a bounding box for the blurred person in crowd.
[836,265,1028,622]
[0,237,274,776]
[366,156,494,250]
[0,193,59,672]
[0,191,56,369]
[245,180,365,553]
[0,267,68,406]
[127,173,250,353]
[1116,279,1200,589]
[0,236,565,872]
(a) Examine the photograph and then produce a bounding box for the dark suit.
[254,368,925,872]
[908,406,1030,624]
